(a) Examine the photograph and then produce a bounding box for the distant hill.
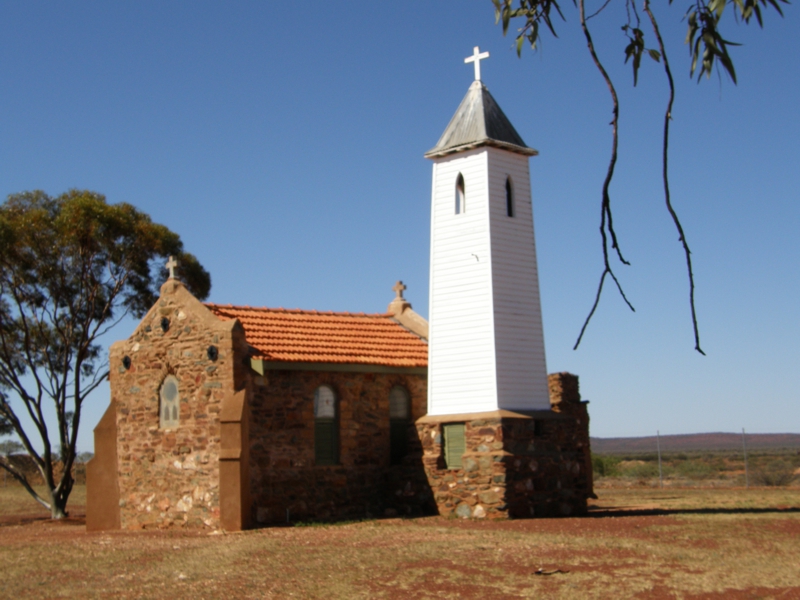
[591,432,800,454]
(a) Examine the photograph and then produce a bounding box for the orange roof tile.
[205,304,428,368]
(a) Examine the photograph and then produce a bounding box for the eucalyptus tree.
[0,190,211,518]
[493,0,787,353]
[0,411,11,436]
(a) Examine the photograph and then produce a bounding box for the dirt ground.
[1,486,799,599]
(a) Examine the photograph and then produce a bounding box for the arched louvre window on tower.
[455,173,465,214]
[506,176,514,217]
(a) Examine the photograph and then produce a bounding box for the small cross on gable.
[464,46,490,82]
[166,256,179,280]
[393,280,407,300]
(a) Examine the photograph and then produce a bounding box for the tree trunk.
[50,501,68,519]
[48,471,74,519]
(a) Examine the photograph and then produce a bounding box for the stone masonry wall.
[417,372,594,519]
[246,369,429,524]
[548,372,594,499]
[109,281,249,530]
[502,412,593,517]
[417,417,509,520]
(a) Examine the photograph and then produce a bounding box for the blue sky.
[1,1,798,452]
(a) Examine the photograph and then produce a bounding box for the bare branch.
[644,0,705,355]
[574,0,635,350]
[587,0,615,20]
[574,270,607,350]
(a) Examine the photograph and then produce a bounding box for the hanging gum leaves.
[685,5,740,82]
[622,25,662,86]
[491,0,787,353]
[493,0,566,55]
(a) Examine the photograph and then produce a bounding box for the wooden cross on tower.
[393,280,407,300]
[464,46,490,82]
[166,256,179,280]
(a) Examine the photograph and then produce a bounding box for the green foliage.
[592,454,621,477]
[686,0,788,82]
[621,461,662,479]
[589,449,800,486]
[0,189,210,517]
[622,25,661,86]
[675,460,715,480]
[753,460,796,486]
[0,440,24,456]
[493,0,786,84]
[620,452,659,462]
[493,0,564,55]
[76,452,94,464]
[0,410,11,436]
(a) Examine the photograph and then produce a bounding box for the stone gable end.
[108,280,249,529]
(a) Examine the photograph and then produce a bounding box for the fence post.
[657,430,663,488]
[742,428,749,489]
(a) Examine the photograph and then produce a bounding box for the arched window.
[314,385,338,465]
[159,375,180,429]
[455,173,465,215]
[389,386,411,465]
[505,176,514,217]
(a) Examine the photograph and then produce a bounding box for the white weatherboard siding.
[427,147,549,415]
[428,149,498,415]
[486,148,550,410]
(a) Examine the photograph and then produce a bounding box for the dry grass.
[1,485,799,599]
[0,484,86,516]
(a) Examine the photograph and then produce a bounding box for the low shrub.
[592,455,621,478]
[753,461,796,487]
[621,461,661,480]
[676,460,716,480]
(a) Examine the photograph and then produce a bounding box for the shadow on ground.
[587,506,800,517]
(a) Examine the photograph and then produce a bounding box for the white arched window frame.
[455,173,465,215]
[314,385,339,465]
[159,374,180,429]
[389,386,411,465]
[505,176,514,217]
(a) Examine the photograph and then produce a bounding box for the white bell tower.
[425,47,550,416]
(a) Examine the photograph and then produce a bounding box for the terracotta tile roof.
[205,304,428,368]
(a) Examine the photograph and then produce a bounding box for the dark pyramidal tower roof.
[425,80,538,158]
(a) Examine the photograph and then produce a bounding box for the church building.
[87,48,593,531]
